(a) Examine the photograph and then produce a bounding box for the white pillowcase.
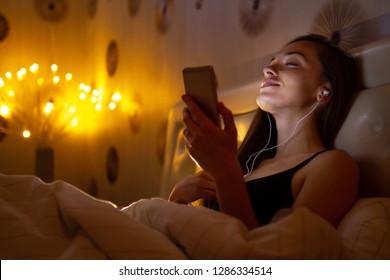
[338,197,390,259]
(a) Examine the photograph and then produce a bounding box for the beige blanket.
[0,174,341,259]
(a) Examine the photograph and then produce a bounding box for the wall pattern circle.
[0,13,9,42]
[34,0,68,22]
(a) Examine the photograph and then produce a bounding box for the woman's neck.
[273,112,324,158]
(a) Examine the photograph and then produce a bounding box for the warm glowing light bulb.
[17,68,27,80]
[79,92,87,100]
[0,78,4,87]
[91,96,98,103]
[79,83,85,90]
[44,101,54,115]
[108,102,116,110]
[22,130,31,138]
[51,64,58,73]
[52,75,60,84]
[95,103,102,111]
[83,85,91,93]
[68,106,76,114]
[8,90,14,97]
[92,89,100,96]
[70,118,78,127]
[112,92,121,102]
[65,73,72,81]
[5,72,12,79]
[29,63,39,73]
[0,105,10,116]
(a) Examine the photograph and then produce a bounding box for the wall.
[0,0,389,206]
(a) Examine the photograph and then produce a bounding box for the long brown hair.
[238,34,358,173]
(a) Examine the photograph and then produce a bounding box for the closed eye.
[286,62,299,67]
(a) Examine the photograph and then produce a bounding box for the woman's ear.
[317,82,332,102]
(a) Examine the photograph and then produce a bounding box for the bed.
[1,37,390,259]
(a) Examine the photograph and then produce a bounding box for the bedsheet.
[0,174,341,259]
[0,174,186,259]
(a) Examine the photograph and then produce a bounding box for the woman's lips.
[261,79,280,88]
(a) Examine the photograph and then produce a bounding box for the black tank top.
[246,150,327,225]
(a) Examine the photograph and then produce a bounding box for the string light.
[112,92,121,102]
[65,73,72,81]
[0,63,125,146]
[22,130,31,138]
[0,104,10,117]
[79,92,87,100]
[52,75,60,84]
[95,103,102,111]
[29,63,39,73]
[44,101,54,115]
[109,102,116,110]
[50,64,58,73]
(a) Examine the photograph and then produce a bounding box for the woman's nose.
[263,65,277,77]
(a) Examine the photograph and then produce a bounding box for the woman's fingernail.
[182,108,189,117]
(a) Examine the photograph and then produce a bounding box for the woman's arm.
[182,95,259,229]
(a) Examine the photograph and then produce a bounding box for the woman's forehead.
[270,40,322,65]
[278,40,319,58]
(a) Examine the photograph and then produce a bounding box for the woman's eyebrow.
[269,51,307,63]
[284,51,307,61]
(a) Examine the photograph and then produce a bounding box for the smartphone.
[182,65,219,126]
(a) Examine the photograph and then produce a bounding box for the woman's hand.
[181,95,238,177]
[168,171,217,204]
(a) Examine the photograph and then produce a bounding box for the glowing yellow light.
[108,102,116,110]
[70,118,78,127]
[84,85,91,93]
[37,77,44,85]
[5,72,12,79]
[8,90,15,97]
[79,83,85,90]
[29,63,39,73]
[68,106,76,114]
[0,78,4,87]
[79,92,87,100]
[95,103,102,111]
[91,96,98,103]
[44,101,54,115]
[92,89,100,96]
[17,68,27,80]
[51,64,58,73]
[22,130,31,138]
[0,105,10,117]
[112,92,121,102]
[52,75,60,84]
[65,73,72,81]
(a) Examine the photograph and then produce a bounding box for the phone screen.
[182,65,219,125]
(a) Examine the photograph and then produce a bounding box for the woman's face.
[257,40,327,114]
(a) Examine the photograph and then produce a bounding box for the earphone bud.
[322,89,330,97]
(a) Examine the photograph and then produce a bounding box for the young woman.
[169,34,359,230]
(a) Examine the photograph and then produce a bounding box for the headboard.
[160,36,390,199]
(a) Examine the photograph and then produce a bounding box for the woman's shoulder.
[319,148,356,162]
[311,148,359,175]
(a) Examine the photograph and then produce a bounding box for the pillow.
[338,197,390,259]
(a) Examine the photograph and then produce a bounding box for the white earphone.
[322,88,330,97]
